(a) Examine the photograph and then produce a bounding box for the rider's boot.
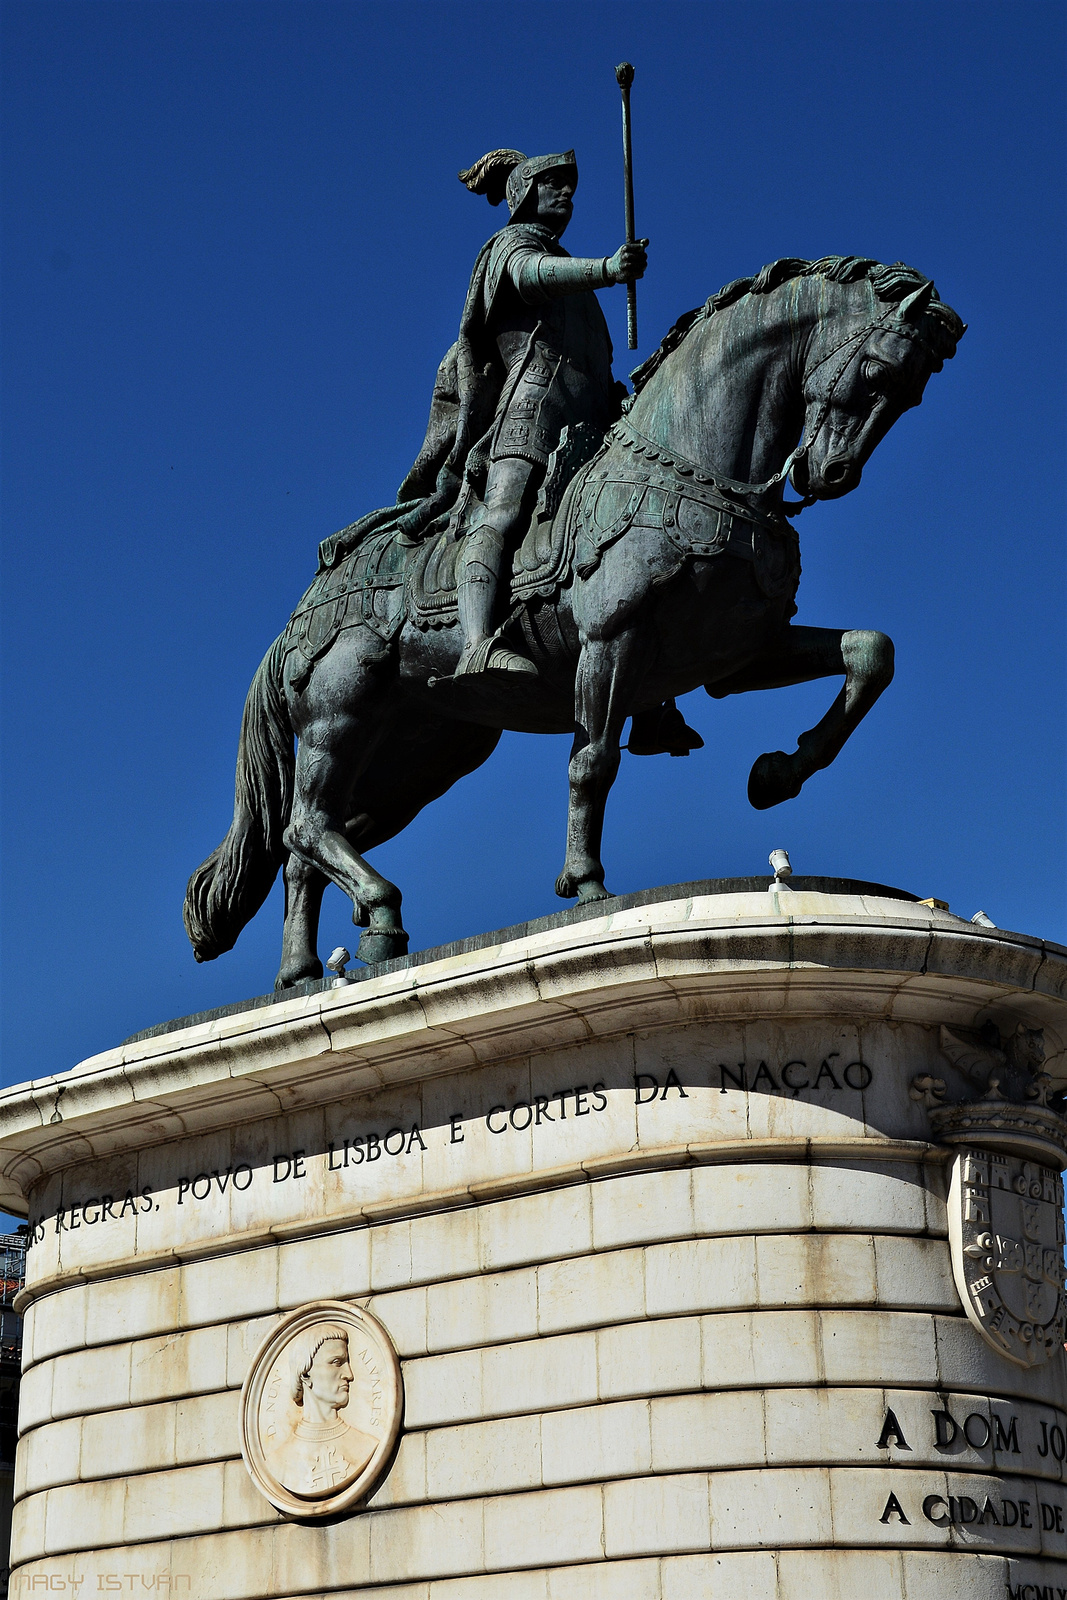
[626,699,705,757]
[455,525,538,679]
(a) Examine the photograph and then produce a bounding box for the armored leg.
[454,459,540,679]
[456,524,535,676]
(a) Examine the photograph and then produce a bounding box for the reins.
[784,305,904,505]
[613,416,802,507]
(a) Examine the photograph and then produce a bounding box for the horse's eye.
[864,359,894,392]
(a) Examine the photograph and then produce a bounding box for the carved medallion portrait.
[240,1300,402,1517]
[948,1148,1067,1368]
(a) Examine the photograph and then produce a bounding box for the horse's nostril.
[823,457,853,485]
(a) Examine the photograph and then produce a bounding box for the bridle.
[783,304,909,508]
[620,301,911,519]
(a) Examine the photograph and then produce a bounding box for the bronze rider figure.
[416,147,647,680]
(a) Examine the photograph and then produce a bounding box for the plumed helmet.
[458,149,578,217]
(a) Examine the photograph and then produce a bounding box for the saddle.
[406,420,605,630]
[281,425,602,685]
[281,419,801,688]
[282,525,409,690]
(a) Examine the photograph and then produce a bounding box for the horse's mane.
[630,255,966,395]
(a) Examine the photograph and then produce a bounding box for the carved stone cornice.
[911,1020,1067,1168]
[1,887,1063,1220]
[929,1097,1067,1170]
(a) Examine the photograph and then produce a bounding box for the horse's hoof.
[748,750,803,810]
[357,926,409,965]
[556,870,610,902]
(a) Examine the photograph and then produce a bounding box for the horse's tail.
[183,634,294,962]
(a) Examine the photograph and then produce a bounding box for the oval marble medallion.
[240,1299,402,1517]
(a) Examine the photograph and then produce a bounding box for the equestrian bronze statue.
[184,145,965,990]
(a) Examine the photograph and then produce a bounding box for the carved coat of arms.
[948,1148,1067,1367]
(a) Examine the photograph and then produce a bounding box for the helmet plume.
[458,149,526,208]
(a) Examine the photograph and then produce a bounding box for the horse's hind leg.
[284,709,408,966]
[276,854,328,991]
[706,625,894,809]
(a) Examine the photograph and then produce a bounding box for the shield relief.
[948,1146,1067,1367]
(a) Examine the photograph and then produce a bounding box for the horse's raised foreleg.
[706,625,894,810]
[556,632,641,902]
[283,713,408,967]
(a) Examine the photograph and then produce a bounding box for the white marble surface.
[3,887,1066,1598]
[16,1384,1067,1507]
[1,887,1064,1232]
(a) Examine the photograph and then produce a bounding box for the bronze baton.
[615,61,638,350]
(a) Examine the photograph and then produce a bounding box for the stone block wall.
[0,887,1064,1597]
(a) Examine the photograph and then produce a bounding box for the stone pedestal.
[1,881,1065,1599]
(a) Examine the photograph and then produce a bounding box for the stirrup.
[627,703,704,757]
[484,642,538,677]
[454,637,538,679]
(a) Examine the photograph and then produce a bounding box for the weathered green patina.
[185,247,964,989]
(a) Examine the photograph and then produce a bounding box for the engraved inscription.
[26,1054,876,1242]
[713,1054,872,1096]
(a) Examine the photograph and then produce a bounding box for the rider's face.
[534,171,575,235]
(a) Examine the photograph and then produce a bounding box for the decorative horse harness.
[565,298,919,600]
[283,301,912,678]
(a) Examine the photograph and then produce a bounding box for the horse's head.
[628,256,965,503]
[790,275,966,500]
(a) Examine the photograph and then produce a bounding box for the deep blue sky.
[2,1,1064,1088]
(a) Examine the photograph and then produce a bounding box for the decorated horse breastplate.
[572,419,801,601]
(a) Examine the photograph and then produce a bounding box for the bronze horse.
[185,255,964,989]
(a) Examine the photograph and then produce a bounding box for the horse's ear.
[895,281,934,323]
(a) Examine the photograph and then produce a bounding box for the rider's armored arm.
[514,252,617,304]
